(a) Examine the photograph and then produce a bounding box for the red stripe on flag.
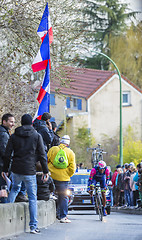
[41,28,53,44]
[37,115,42,120]
[49,27,53,45]
[41,33,47,43]
[32,60,48,72]
[37,87,46,104]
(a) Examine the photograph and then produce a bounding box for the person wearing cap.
[33,112,54,157]
[2,114,48,234]
[47,135,76,223]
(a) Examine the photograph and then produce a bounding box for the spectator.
[33,112,54,157]
[111,164,121,206]
[0,113,15,203]
[107,166,113,206]
[133,163,142,208]
[0,189,8,199]
[117,168,124,206]
[124,163,131,207]
[36,161,55,201]
[50,121,60,147]
[137,168,142,208]
[130,165,137,207]
[2,114,49,234]
[79,163,84,169]
[47,135,76,223]
[0,113,28,203]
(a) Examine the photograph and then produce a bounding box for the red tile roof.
[33,66,141,99]
[50,66,115,99]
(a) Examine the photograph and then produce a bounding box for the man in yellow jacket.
[47,135,76,223]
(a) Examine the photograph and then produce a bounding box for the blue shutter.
[77,99,82,110]
[50,94,55,105]
[66,97,70,108]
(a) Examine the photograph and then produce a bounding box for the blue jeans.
[124,189,130,206]
[54,180,68,219]
[19,181,26,196]
[7,173,37,230]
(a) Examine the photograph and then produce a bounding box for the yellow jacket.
[47,144,76,181]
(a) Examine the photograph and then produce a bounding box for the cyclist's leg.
[100,176,107,206]
[100,177,107,216]
[90,179,96,204]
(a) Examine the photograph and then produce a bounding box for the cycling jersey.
[88,166,109,190]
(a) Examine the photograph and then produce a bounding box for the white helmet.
[98,160,106,168]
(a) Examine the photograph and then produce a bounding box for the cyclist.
[87,160,110,216]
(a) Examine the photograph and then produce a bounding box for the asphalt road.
[2,210,142,240]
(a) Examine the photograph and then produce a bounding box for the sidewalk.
[111,206,142,215]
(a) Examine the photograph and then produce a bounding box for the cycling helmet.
[98,160,106,168]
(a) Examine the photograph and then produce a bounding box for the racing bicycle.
[91,183,103,221]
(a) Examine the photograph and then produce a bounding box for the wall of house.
[50,93,87,125]
[88,76,142,142]
[71,113,89,135]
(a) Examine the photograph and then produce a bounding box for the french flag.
[33,62,50,121]
[32,3,53,73]
[37,3,53,44]
[33,92,50,120]
[37,63,50,104]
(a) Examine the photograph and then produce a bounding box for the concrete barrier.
[0,199,56,238]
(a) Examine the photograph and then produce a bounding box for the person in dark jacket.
[51,121,60,147]
[124,163,131,207]
[0,113,28,203]
[36,161,55,201]
[0,113,15,203]
[111,164,121,206]
[2,114,49,234]
[117,168,125,206]
[0,113,15,180]
[33,112,54,156]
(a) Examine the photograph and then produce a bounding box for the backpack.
[53,146,68,169]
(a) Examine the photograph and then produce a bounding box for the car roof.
[74,169,91,175]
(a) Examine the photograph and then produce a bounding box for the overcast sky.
[120,0,142,21]
[120,0,142,10]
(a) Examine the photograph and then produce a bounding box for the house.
[49,66,142,142]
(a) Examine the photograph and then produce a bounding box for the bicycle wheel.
[95,195,99,215]
[96,193,103,221]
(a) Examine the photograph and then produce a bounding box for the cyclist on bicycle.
[87,160,110,216]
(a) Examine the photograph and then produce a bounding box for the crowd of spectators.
[0,112,76,234]
[1,111,142,234]
[111,162,142,209]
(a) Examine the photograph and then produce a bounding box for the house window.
[122,91,131,106]
[66,97,82,110]
[50,93,55,105]
[72,98,77,109]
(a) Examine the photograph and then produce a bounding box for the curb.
[111,206,142,215]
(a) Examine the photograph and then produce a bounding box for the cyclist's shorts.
[93,176,106,191]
